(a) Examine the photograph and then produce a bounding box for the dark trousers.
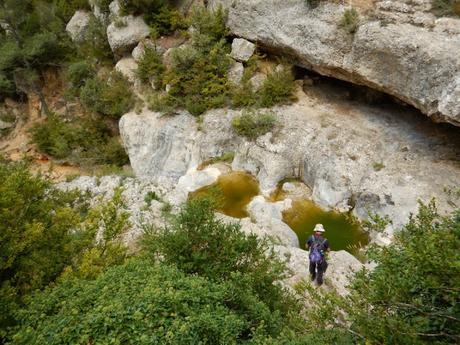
[309,260,328,285]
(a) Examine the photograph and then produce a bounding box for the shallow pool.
[282,199,369,254]
[189,171,260,218]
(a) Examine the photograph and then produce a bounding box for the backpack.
[309,236,326,264]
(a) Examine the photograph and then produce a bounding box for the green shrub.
[232,110,278,140]
[8,258,304,344]
[0,161,90,333]
[120,0,185,34]
[66,60,94,90]
[52,0,91,21]
[147,92,176,115]
[304,200,460,344]
[340,8,360,34]
[231,81,257,108]
[80,72,135,117]
[136,46,165,87]
[0,162,130,339]
[165,39,231,116]
[30,115,129,166]
[76,15,113,63]
[432,0,460,17]
[257,68,296,108]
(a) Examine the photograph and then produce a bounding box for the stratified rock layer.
[209,0,460,126]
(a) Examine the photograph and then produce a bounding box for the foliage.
[232,110,278,140]
[432,0,460,17]
[9,259,303,344]
[80,72,135,117]
[304,200,460,344]
[0,161,89,335]
[0,160,130,339]
[136,46,165,87]
[120,0,185,35]
[163,7,231,116]
[341,8,360,34]
[231,80,257,108]
[257,68,297,108]
[51,0,91,22]
[75,15,114,63]
[30,115,129,166]
[0,0,75,103]
[66,60,95,91]
[142,198,292,310]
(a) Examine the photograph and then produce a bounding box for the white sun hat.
[313,224,325,233]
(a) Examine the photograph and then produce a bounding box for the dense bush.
[432,0,460,17]
[9,260,294,344]
[258,68,297,108]
[30,115,129,166]
[0,161,129,339]
[66,60,95,91]
[305,201,460,344]
[0,1,75,103]
[8,197,305,344]
[119,0,185,34]
[136,46,165,87]
[163,7,231,116]
[80,72,135,117]
[232,110,278,140]
[75,15,114,63]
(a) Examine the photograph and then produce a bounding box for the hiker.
[306,223,329,286]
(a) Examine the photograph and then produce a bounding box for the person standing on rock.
[306,224,329,286]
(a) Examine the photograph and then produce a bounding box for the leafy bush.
[0,161,131,338]
[76,15,114,63]
[30,115,129,166]
[66,60,95,91]
[9,259,301,344]
[232,110,277,140]
[80,72,135,117]
[432,0,460,17]
[257,68,297,108]
[136,46,165,87]
[162,7,231,116]
[304,201,460,344]
[340,8,360,34]
[0,161,89,334]
[143,198,291,307]
[119,0,185,34]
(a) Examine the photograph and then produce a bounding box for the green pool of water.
[189,171,260,218]
[282,199,369,255]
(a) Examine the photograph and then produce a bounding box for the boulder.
[66,10,91,42]
[248,72,267,92]
[115,57,139,84]
[167,166,221,205]
[228,61,245,85]
[209,0,460,126]
[230,38,256,62]
[107,15,150,55]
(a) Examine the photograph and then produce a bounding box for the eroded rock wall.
[209,0,460,126]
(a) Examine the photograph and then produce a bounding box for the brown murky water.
[189,171,260,218]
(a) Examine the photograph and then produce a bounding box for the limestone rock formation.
[228,61,245,85]
[120,94,460,234]
[115,57,139,84]
[66,10,91,42]
[107,15,150,55]
[209,0,460,126]
[230,38,256,62]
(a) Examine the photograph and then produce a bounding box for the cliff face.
[209,0,460,126]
